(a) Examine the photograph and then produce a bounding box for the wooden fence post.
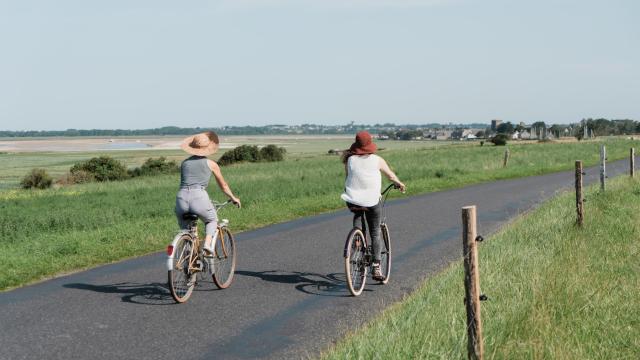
[575,161,584,226]
[503,148,510,168]
[600,145,606,191]
[631,148,635,178]
[462,206,484,360]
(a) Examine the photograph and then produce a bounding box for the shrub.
[70,156,128,182]
[20,168,53,189]
[259,145,286,162]
[129,157,178,177]
[218,145,260,166]
[57,170,96,185]
[218,144,287,166]
[490,133,509,146]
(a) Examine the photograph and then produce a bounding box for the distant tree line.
[378,129,424,140]
[0,123,490,138]
[578,118,639,138]
[4,119,636,140]
[491,118,639,139]
[0,126,273,137]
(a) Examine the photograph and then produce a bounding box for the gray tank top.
[179,156,212,188]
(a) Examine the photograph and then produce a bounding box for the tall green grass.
[0,138,637,290]
[321,177,640,359]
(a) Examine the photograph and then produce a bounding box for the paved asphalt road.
[0,158,635,360]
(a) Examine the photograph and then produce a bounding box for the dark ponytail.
[341,149,353,164]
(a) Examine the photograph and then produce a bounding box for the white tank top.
[341,154,382,207]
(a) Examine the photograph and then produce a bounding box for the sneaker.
[202,253,214,275]
[202,247,215,273]
[371,262,385,281]
[203,243,215,256]
[206,258,215,274]
[203,234,218,258]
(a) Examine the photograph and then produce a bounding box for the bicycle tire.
[168,234,196,303]
[344,228,368,296]
[213,227,236,289]
[379,223,391,284]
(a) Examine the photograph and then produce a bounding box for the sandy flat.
[0,135,352,153]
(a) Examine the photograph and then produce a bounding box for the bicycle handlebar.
[381,183,401,196]
[213,200,239,210]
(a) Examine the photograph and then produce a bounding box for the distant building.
[434,130,452,140]
[450,129,464,139]
[451,129,476,140]
[491,119,503,131]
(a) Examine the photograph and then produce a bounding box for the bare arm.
[379,157,406,192]
[208,159,241,207]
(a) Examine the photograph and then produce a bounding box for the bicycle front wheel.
[344,228,367,296]
[213,227,236,289]
[379,223,391,284]
[168,234,196,303]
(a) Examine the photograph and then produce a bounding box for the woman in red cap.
[341,131,406,281]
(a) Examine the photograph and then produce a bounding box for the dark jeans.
[347,201,382,262]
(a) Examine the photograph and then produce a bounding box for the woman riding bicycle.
[175,131,241,256]
[341,131,406,281]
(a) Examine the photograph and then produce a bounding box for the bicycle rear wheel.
[168,234,196,303]
[213,227,236,289]
[344,228,368,296]
[379,223,391,284]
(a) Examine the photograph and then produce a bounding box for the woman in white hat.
[175,131,241,255]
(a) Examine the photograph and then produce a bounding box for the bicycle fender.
[167,231,191,271]
[344,228,366,258]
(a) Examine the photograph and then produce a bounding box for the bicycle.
[167,200,237,303]
[344,184,398,296]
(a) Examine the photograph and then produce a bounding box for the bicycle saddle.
[182,213,198,221]
[348,206,369,213]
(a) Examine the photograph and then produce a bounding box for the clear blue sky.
[1,0,638,130]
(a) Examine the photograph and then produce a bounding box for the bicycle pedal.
[195,260,204,271]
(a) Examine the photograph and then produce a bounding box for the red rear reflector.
[167,245,174,256]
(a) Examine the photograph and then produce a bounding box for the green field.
[0,138,638,290]
[0,137,457,189]
[321,176,640,360]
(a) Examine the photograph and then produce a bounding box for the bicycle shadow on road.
[235,270,371,297]
[63,282,176,306]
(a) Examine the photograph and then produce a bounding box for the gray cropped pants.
[175,187,218,236]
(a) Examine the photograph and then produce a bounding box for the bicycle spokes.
[345,229,367,296]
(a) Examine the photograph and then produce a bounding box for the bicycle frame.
[166,201,233,272]
[343,183,396,260]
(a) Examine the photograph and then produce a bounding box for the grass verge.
[321,176,640,359]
